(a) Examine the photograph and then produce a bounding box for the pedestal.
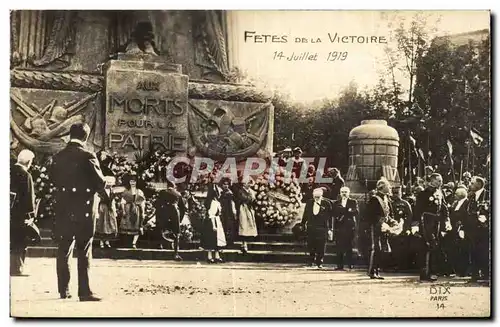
[104,56,189,158]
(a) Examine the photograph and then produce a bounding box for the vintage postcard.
[9,10,491,318]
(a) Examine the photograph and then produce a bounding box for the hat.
[293,147,303,154]
[282,147,292,153]
[69,123,90,141]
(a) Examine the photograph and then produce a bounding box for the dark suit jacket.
[465,189,489,237]
[51,141,106,239]
[301,198,333,230]
[10,164,36,242]
[332,198,359,231]
[450,198,469,230]
[413,187,450,228]
[365,192,393,227]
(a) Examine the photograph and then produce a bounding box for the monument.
[10,11,274,163]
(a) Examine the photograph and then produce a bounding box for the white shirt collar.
[341,197,348,206]
[455,198,466,211]
[475,188,484,201]
[69,139,86,147]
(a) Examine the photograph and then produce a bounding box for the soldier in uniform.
[465,176,489,282]
[10,149,36,276]
[412,173,451,282]
[332,186,359,270]
[390,186,413,270]
[301,187,333,269]
[51,123,106,301]
[365,179,393,280]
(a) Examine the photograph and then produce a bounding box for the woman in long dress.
[94,151,118,248]
[236,180,258,254]
[220,178,237,246]
[118,173,146,249]
[201,183,226,263]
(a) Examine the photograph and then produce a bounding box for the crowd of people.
[10,123,490,301]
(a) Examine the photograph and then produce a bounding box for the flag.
[446,140,453,156]
[470,128,484,145]
[409,135,419,155]
[409,135,417,147]
[418,149,425,161]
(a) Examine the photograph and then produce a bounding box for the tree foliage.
[412,35,490,179]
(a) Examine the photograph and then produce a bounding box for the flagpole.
[417,156,421,178]
[466,140,470,172]
[408,133,412,188]
[449,157,456,185]
[459,160,463,184]
[472,144,475,175]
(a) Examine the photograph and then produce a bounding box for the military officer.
[332,186,359,270]
[366,178,394,280]
[51,123,106,301]
[301,187,333,269]
[10,149,36,276]
[465,176,489,282]
[412,173,451,282]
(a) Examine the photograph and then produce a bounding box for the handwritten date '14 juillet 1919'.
[273,51,348,62]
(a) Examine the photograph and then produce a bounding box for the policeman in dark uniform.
[413,173,451,282]
[301,187,333,269]
[390,186,413,270]
[51,123,106,301]
[465,176,489,282]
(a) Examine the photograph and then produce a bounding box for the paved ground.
[10,258,490,318]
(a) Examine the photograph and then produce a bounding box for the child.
[154,187,183,261]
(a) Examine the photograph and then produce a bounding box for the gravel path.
[10,258,490,318]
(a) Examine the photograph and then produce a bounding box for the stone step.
[26,246,363,265]
[39,230,300,243]
[39,237,339,253]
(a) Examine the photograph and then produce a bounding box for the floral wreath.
[251,173,303,228]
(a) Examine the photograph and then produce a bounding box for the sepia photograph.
[8,8,491,318]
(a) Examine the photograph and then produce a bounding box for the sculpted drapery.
[11,10,76,69]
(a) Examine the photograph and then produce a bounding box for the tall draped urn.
[346,120,400,196]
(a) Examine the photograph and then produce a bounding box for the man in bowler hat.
[51,123,106,301]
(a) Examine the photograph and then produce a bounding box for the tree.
[413,34,490,179]
[381,12,440,115]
